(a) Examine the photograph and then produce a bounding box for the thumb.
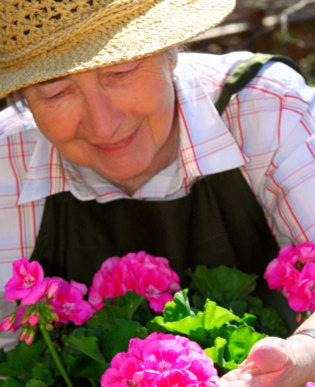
[245,337,289,372]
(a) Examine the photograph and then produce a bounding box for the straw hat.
[0,0,236,99]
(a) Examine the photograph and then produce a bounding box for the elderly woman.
[1,0,315,385]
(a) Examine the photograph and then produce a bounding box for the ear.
[166,48,178,72]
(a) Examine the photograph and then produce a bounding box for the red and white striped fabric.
[0,51,315,348]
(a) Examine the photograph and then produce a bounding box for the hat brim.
[0,0,235,99]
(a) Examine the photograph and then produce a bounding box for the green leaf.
[87,291,148,328]
[244,295,288,337]
[64,353,108,380]
[110,291,149,320]
[202,300,242,330]
[163,289,195,322]
[149,292,266,375]
[230,299,249,317]
[258,306,287,337]
[30,363,54,385]
[0,379,24,387]
[63,328,106,363]
[0,340,46,378]
[100,319,148,361]
[25,380,48,387]
[187,266,258,307]
[225,325,266,364]
[204,325,266,374]
[222,360,239,371]
[204,336,227,364]
[148,299,240,341]
[86,304,115,328]
[241,313,257,327]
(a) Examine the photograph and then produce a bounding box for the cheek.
[30,103,81,144]
[146,82,175,130]
[126,78,174,119]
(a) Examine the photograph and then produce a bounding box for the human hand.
[219,335,315,387]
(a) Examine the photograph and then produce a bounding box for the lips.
[92,127,139,153]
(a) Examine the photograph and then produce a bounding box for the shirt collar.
[0,104,36,137]
[2,53,248,205]
[175,53,248,178]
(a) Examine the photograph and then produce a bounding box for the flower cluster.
[88,251,181,312]
[0,258,93,343]
[101,332,220,387]
[46,278,94,325]
[264,242,315,314]
[1,251,181,345]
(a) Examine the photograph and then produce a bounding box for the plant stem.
[89,379,98,387]
[40,327,74,387]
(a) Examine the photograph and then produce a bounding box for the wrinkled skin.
[22,52,179,195]
[220,333,315,387]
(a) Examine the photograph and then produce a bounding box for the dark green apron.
[30,54,303,330]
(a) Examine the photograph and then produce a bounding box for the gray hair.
[6,90,27,112]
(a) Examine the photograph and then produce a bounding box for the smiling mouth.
[93,128,139,153]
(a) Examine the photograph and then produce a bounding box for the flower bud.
[49,312,59,322]
[24,331,35,345]
[21,314,29,325]
[28,312,40,327]
[19,327,28,341]
[46,280,61,299]
[45,322,53,331]
[0,315,15,331]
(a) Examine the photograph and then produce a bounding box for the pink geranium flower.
[295,242,315,265]
[287,262,315,313]
[264,242,315,316]
[88,251,181,313]
[5,258,47,305]
[101,332,220,387]
[263,257,292,290]
[49,278,94,325]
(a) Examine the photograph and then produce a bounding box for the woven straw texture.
[0,0,236,98]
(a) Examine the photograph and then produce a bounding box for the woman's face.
[23,52,178,194]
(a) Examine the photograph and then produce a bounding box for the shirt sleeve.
[226,60,315,247]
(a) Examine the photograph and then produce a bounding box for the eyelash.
[106,66,138,83]
[50,91,66,99]
[47,87,72,100]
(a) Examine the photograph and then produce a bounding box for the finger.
[246,337,288,372]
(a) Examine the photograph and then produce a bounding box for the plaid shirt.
[1,51,315,348]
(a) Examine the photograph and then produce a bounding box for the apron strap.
[215,53,306,116]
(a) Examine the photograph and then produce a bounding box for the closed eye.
[48,89,68,99]
[35,79,73,100]
[103,64,139,85]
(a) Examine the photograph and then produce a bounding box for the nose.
[80,79,125,140]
